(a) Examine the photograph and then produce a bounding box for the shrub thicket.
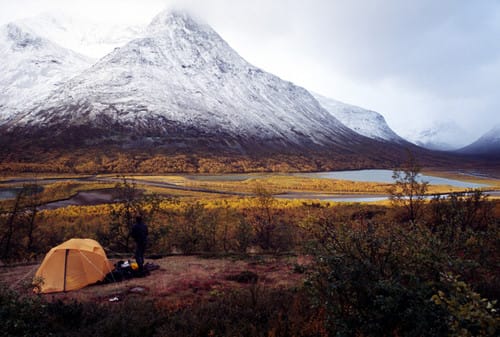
[305,192,499,336]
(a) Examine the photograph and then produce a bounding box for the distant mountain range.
[0,10,497,165]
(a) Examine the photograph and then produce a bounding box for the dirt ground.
[0,255,311,305]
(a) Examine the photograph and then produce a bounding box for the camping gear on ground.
[34,238,113,293]
[104,260,137,282]
[104,260,160,283]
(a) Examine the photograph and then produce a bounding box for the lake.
[183,169,489,189]
[294,169,489,189]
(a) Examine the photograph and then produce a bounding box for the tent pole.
[63,249,69,292]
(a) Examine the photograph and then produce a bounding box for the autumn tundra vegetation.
[0,158,499,336]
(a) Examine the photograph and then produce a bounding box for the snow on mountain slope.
[403,121,474,151]
[17,13,144,59]
[458,124,500,155]
[12,10,359,148]
[0,23,93,122]
[313,93,404,142]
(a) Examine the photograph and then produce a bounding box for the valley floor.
[2,169,499,209]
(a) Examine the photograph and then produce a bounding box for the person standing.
[130,215,148,274]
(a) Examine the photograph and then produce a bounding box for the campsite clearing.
[0,255,310,306]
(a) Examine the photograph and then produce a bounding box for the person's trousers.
[135,242,146,270]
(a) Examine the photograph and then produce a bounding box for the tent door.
[63,249,69,292]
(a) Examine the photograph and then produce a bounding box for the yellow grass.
[117,175,190,185]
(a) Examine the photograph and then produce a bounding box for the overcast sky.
[1,0,499,146]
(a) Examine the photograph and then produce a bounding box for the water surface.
[295,169,488,189]
[0,188,20,200]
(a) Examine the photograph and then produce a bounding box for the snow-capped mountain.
[458,124,500,156]
[403,121,473,151]
[8,10,365,151]
[313,93,405,143]
[0,23,93,122]
[17,13,144,59]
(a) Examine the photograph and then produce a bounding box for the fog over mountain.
[16,13,144,59]
[403,121,475,151]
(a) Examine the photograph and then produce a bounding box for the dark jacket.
[131,221,148,245]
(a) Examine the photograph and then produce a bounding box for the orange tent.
[34,238,113,293]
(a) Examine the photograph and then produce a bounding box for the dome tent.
[34,238,113,293]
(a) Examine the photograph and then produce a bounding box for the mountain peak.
[148,9,209,35]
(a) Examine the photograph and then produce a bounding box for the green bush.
[432,273,499,337]
[305,211,499,336]
[306,221,448,336]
